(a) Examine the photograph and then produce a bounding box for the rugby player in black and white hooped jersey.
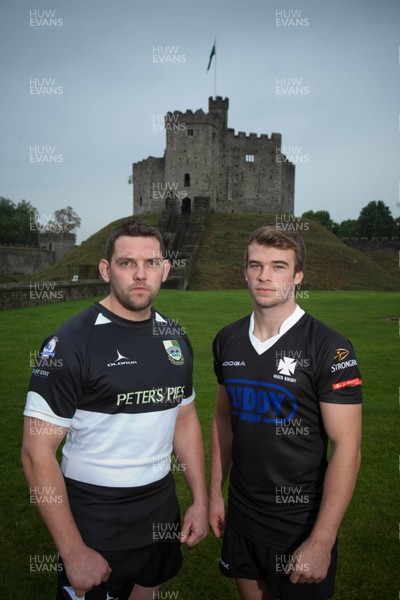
[22,219,208,600]
[209,224,362,600]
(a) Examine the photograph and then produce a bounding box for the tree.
[0,197,39,245]
[44,206,81,234]
[301,210,338,233]
[357,200,394,237]
[336,219,359,238]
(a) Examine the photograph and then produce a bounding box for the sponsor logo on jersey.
[224,378,297,423]
[116,385,186,406]
[222,360,246,366]
[40,336,58,358]
[332,377,362,391]
[107,349,138,367]
[163,340,184,365]
[334,348,350,361]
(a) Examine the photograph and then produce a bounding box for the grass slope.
[21,213,399,290]
[1,291,399,599]
[189,214,399,290]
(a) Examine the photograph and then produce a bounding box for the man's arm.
[209,384,233,538]
[173,401,209,547]
[21,416,111,596]
[288,402,362,584]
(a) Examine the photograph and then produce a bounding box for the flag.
[206,41,216,72]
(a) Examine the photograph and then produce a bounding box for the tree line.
[302,201,399,238]
[0,198,81,245]
[0,197,397,246]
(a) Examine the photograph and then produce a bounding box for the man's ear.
[161,259,171,283]
[294,270,304,286]
[98,259,110,283]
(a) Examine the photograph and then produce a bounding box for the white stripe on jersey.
[24,390,195,487]
[24,391,72,428]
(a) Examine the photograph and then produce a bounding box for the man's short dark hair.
[105,219,165,262]
[245,224,306,273]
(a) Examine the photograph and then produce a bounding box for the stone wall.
[0,245,55,276]
[0,280,109,311]
[342,237,400,251]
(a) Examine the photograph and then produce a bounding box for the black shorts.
[220,522,337,600]
[56,537,182,600]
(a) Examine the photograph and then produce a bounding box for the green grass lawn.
[1,291,399,599]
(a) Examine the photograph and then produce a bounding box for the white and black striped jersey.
[25,303,195,489]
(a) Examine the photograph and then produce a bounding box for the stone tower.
[132,97,294,215]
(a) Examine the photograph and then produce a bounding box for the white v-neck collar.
[249,305,305,355]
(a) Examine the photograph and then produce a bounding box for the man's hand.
[62,545,112,597]
[180,503,209,547]
[285,537,332,584]
[209,494,227,538]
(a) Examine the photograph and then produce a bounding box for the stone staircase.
[159,197,210,289]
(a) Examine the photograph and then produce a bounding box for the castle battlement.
[132,97,294,216]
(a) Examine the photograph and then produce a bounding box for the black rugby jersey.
[213,308,362,551]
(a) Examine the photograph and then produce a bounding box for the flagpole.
[214,38,217,97]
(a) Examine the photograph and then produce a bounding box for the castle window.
[245,154,255,163]
[140,196,143,207]
[188,129,194,136]
[184,173,190,187]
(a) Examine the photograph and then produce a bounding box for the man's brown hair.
[245,224,306,273]
[105,219,165,262]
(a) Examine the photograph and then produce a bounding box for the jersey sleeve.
[24,331,85,428]
[315,333,362,404]
[179,333,195,406]
[212,331,224,385]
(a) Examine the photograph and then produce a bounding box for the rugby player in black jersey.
[210,224,362,600]
[22,220,208,600]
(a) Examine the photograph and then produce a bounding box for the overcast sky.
[1,0,399,243]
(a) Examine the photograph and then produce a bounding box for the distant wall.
[342,237,400,251]
[0,280,109,311]
[0,245,55,275]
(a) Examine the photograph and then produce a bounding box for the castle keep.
[132,97,295,215]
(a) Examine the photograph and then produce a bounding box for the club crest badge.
[163,340,184,365]
[40,336,58,358]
